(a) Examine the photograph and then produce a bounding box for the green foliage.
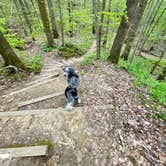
[159,110,166,121]
[23,53,43,73]
[0,18,25,48]
[148,0,166,42]
[81,52,96,65]
[101,49,109,61]
[5,33,25,48]
[37,139,54,152]
[39,42,56,52]
[79,70,88,76]
[117,57,166,105]
[58,43,84,59]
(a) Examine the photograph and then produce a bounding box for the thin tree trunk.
[95,0,100,58]
[96,0,106,58]
[57,0,64,46]
[18,0,33,36]
[47,0,59,38]
[108,0,138,64]
[121,0,148,60]
[0,31,27,70]
[92,0,96,34]
[102,0,112,47]
[84,0,86,8]
[13,0,28,36]
[37,0,54,47]
[130,0,163,63]
[137,0,164,56]
[0,5,5,16]
[67,0,73,37]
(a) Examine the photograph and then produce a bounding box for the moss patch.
[58,43,84,59]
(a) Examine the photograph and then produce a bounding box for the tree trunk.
[18,0,33,36]
[108,0,138,64]
[92,0,96,34]
[67,0,73,37]
[95,0,100,58]
[121,0,148,60]
[13,0,28,36]
[57,0,64,46]
[96,0,106,58]
[102,0,112,47]
[47,0,59,38]
[0,31,27,70]
[37,0,54,47]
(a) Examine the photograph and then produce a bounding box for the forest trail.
[0,41,165,165]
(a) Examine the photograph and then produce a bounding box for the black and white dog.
[63,67,80,111]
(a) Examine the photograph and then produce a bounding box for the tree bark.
[18,0,33,36]
[96,0,106,58]
[37,0,54,47]
[92,0,96,34]
[0,31,27,70]
[121,0,148,60]
[67,0,73,37]
[57,0,64,46]
[47,0,59,38]
[13,0,28,36]
[108,0,138,64]
[102,0,112,47]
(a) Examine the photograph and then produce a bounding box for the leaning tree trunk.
[121,0,148,60]
[47,0,59,38]
[37,0,54,47]
[108,0,139,64]
[0,31,27,70]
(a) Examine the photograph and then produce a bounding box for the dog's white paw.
[66,104,73,111]
[77,99,81,104]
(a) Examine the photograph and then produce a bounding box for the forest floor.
[0,40,165,166]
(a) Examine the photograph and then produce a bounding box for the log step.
[0,145,48,158]
[18,92,64,108]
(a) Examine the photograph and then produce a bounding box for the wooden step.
[2,76,66,101]
[0,107,80,117]
[0,104,114,117]
[18,92,64,108]
[18,92,65,110]
[26,72,59,86]
[0,145,48,158]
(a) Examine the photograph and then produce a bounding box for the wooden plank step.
[18,92,64,108]
[3,77,65,98]
[0,107,77,117]
[0,145,48,158]
[0,105,114,117]
[26,72,59,86]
